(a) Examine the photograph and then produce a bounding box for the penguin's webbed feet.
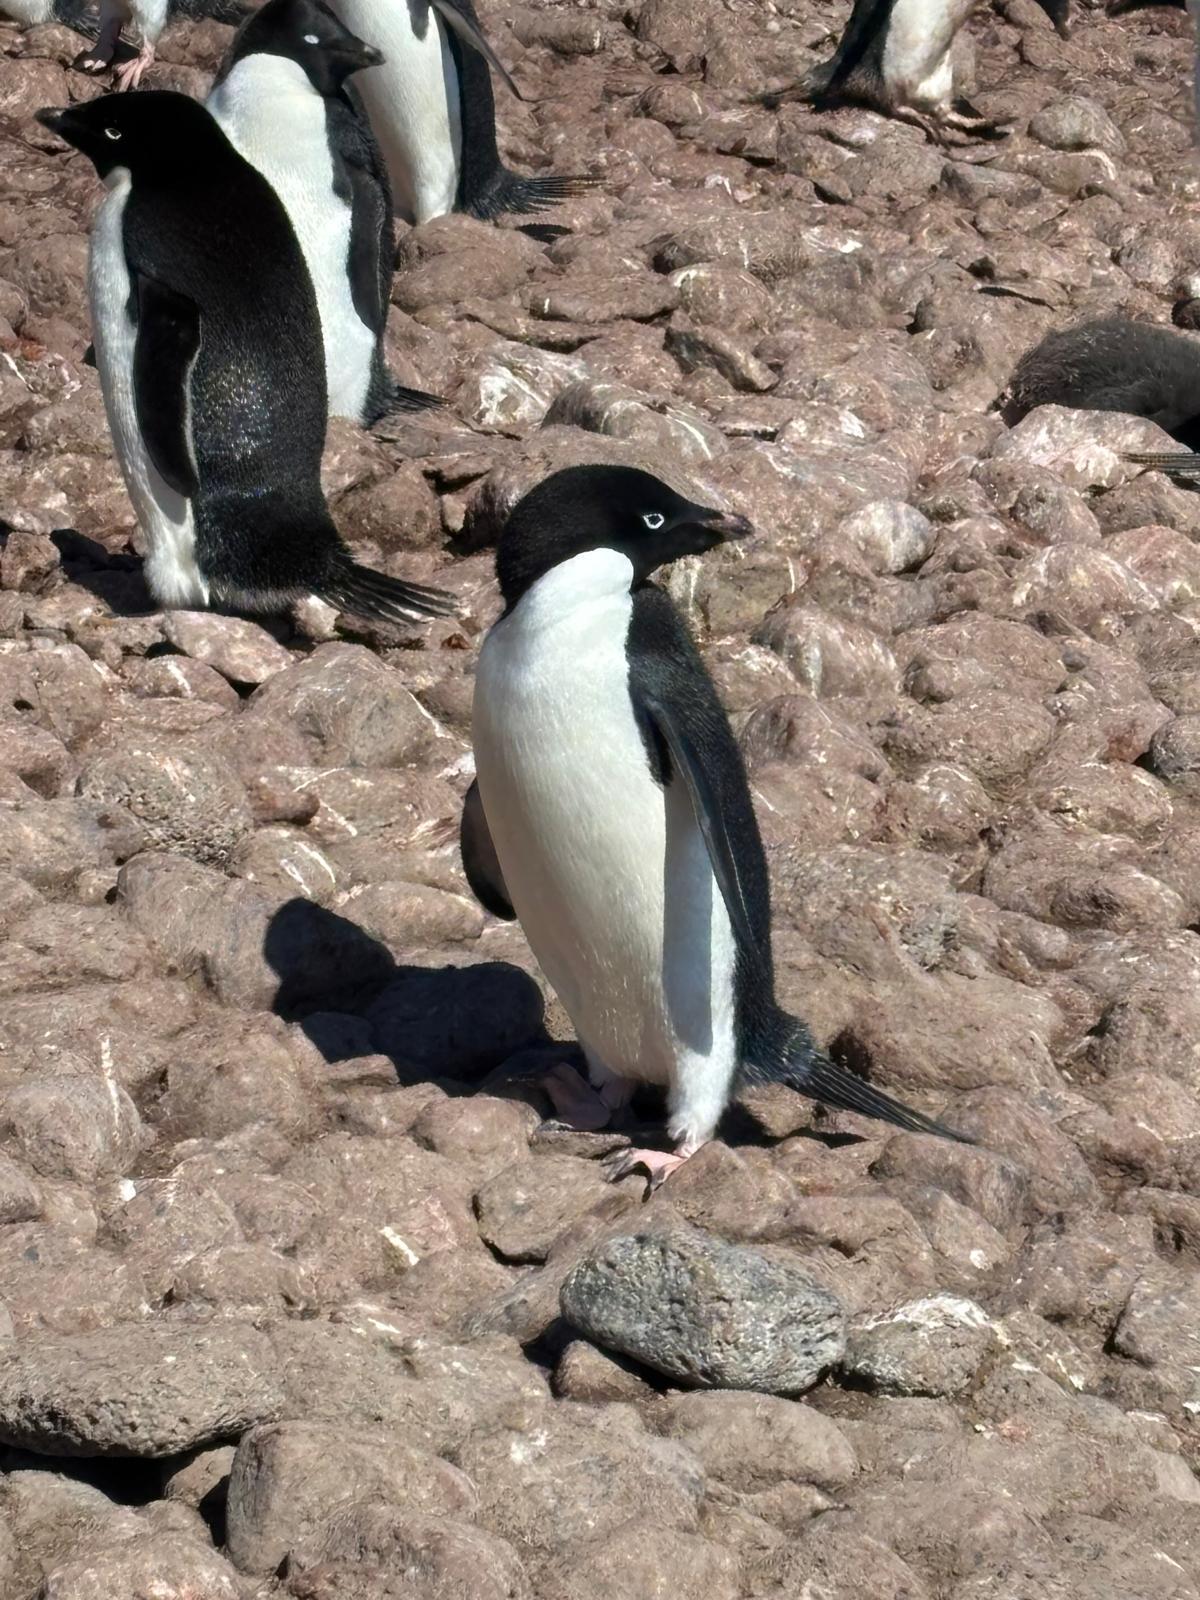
[540,1061,614,1133]
[603,1145,691,1194]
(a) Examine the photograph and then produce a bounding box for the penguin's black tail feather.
[1125,450,1200,476]
[55,0,101,38]
[470,171,600,220]
[374,380,446,422]
[320,554,459,626]
[746,1023,972,1143]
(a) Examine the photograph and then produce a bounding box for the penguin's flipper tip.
[323,559,461,625]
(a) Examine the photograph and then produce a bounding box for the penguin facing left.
[208,0,442,428]
[464,465,969,1189]
[770,0,1069,142]
[36,92,455,624]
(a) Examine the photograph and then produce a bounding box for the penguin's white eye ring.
[642,510,665,531]
[103,127,121,140]
[303,31,318,41]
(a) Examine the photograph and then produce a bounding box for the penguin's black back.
[1007,317,1200,443]
[120,101,334,593]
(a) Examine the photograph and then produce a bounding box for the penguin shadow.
[261,897,555,1094]
[47,526,162,616]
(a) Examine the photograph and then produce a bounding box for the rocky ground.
[1,0,1200,1593]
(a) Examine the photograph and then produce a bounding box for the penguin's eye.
[103,127,121,140]
[303,31,318,41]
[642,510,666,531]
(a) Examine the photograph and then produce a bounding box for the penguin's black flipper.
[1030,0,1071,36]
[428,0,525,101]
[132,271,201,499]
[460,778,516,920]
[748,1024,974,1143]
[320,553,459,624]
[642,692,758,956]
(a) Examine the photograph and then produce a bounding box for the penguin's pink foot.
[603,1146,692,1192]
[541,1062,613,1132]
[114,42,154,91]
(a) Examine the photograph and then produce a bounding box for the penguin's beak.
[34,107,69,138]
[691,506,754,543]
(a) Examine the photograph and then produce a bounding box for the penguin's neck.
[504,546,635,626]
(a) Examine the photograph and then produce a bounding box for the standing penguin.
[69,0,251,89]
[463,466,967,1188]
[325,0,593,224]
[35,92,454,624]
[208,0,441,427]
[770,0,1069,141]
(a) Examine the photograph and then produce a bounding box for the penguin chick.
[1004,317,1200,449]
[770,0,1068,142]
[325,0,596,224]
[464,465,969,1191]
[36,92,455,626]
[208,0,442,428]
[73,0,250,91]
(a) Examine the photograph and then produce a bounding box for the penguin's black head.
[496,465,752,609]
[223,0,383,93]
[36,92,224,182]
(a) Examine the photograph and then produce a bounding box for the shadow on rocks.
[263,898,550,1086]
[48,528,158,617]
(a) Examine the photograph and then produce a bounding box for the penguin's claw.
[602,1146,690,1193]
[114,43,154,91]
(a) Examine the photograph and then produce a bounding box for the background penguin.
[463,464,968,1189]
[772,0,1069,141]
[208,0,442,429]
[35,92,455,625]
[71,0,251,89]
[1002,317,1200,449]
[326,0,594,224]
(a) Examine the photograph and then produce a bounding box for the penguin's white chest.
[881,0,973,106]
[472,551,738,1096]
[88,171,205,609]
[326,0,461,224]
[208,56,373,424]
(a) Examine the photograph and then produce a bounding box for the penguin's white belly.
[882,0,972,105]
[326,0,460,224]
[208,58,372,424]
[89,171,206,609]
[4,0,55,27]
[472,551,738,1097]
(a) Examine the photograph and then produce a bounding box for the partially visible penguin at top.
[325,0,594,224]
[35,91,456,626]
[2,0,248,86]
[208,0,442,428]
[766,0,1069,142]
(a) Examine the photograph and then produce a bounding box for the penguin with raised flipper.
[767,0,1069,143]
[326,0,595,224]
[463,465,969,1190]
[35,92,455,625]
[208,0,442,428]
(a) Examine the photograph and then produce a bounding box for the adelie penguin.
[767,0,1069,142]
[2,0,245,83]
[326,0,594,224]
[35,92,456,626]
[1003,317,1200,450]
[462,465,969,1189]
[208,0,441,428]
